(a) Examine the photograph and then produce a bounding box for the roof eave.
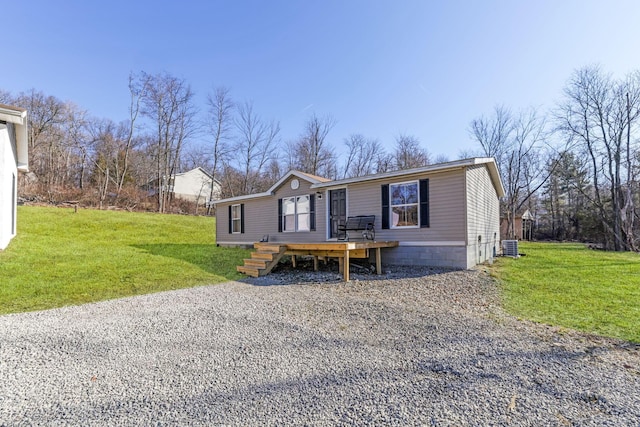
[0,104,27,125]
[213,170,330,205]
[213,191,272,205]
[266,170,328,193]
[312,158,501,190]
[475,157,505,198]
[1,105,29,171]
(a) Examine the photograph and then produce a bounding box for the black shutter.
[309,194,316,231]
[240,204,245,234]
[419,179,430,228]
[278,199,283,232]
[228,205,232,234]
[381,184,389,229]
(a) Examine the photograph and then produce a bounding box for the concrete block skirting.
[379,245,468,269]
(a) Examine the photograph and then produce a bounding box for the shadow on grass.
[132,244,249,280]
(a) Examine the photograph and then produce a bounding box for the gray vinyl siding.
[347,169,466,243]
[216,197,276,246]
[272,177,327,243]
[465,164,501,267]
[216,176,327,246]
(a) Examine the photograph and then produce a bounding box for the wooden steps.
[236,243,287,277]
[236,240,399,281]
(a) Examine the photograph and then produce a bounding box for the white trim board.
[398,241,466,247]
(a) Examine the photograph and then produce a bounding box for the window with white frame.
[231,204,242,233]
[282,195,310,232]
[390,181,419,227]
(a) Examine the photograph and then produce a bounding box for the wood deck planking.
[240,241,399,281]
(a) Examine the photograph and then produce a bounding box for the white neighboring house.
[0,104,28,250]
[168,167,221,206]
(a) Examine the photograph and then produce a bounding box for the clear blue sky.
[3,0,640,160]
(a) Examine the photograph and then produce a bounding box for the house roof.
[295,171,332,183]
[314,157,505,197]
[174,167,210,178]
[214,157,505,205]
[0,104,28,172]
[268,170,331,190]
[501,208,535,220]
[0,104,27,123]
[174,167,222,185]
[214,170,330,204]
[521,209,534,220]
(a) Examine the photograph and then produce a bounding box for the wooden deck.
[237,241,399,281]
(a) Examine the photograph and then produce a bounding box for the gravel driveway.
[1,268,638,426]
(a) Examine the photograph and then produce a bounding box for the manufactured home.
[0,104,28,250]
[215,158,504,270]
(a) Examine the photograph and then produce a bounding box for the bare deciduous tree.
[263,158,284,188]
[375,152,395,174]
[139,72,198,213]
[205,86,234,213]
[232,101,280,195]
[557,65,640,250]
[433,154,450,164]
[341,134,382,178]
[14,90,68,187]
[88,119,117,208]
[0,89,13,104]
[116,73,148,197]
[469,106,513,160]
[470,106,550,239]
[541,151,591,240]
[290,113,337,178]
[456,148,483,160]
[63,105,90,189]
[392,134,430,170]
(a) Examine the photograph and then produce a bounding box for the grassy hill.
[0,206,249,314]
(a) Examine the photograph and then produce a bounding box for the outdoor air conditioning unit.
[503,240,519,257]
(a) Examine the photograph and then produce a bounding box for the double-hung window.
[381,179,429,229]
[282,195,310,232]
[390,181,419,228]
[231,204,242,233]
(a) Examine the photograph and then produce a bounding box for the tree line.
[2,72,431,214]
[3,65,640,251]
[470,65,640,251]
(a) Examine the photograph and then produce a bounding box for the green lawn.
[4,209,639,344]
[0,206,250,314]
[495,241,640,343]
